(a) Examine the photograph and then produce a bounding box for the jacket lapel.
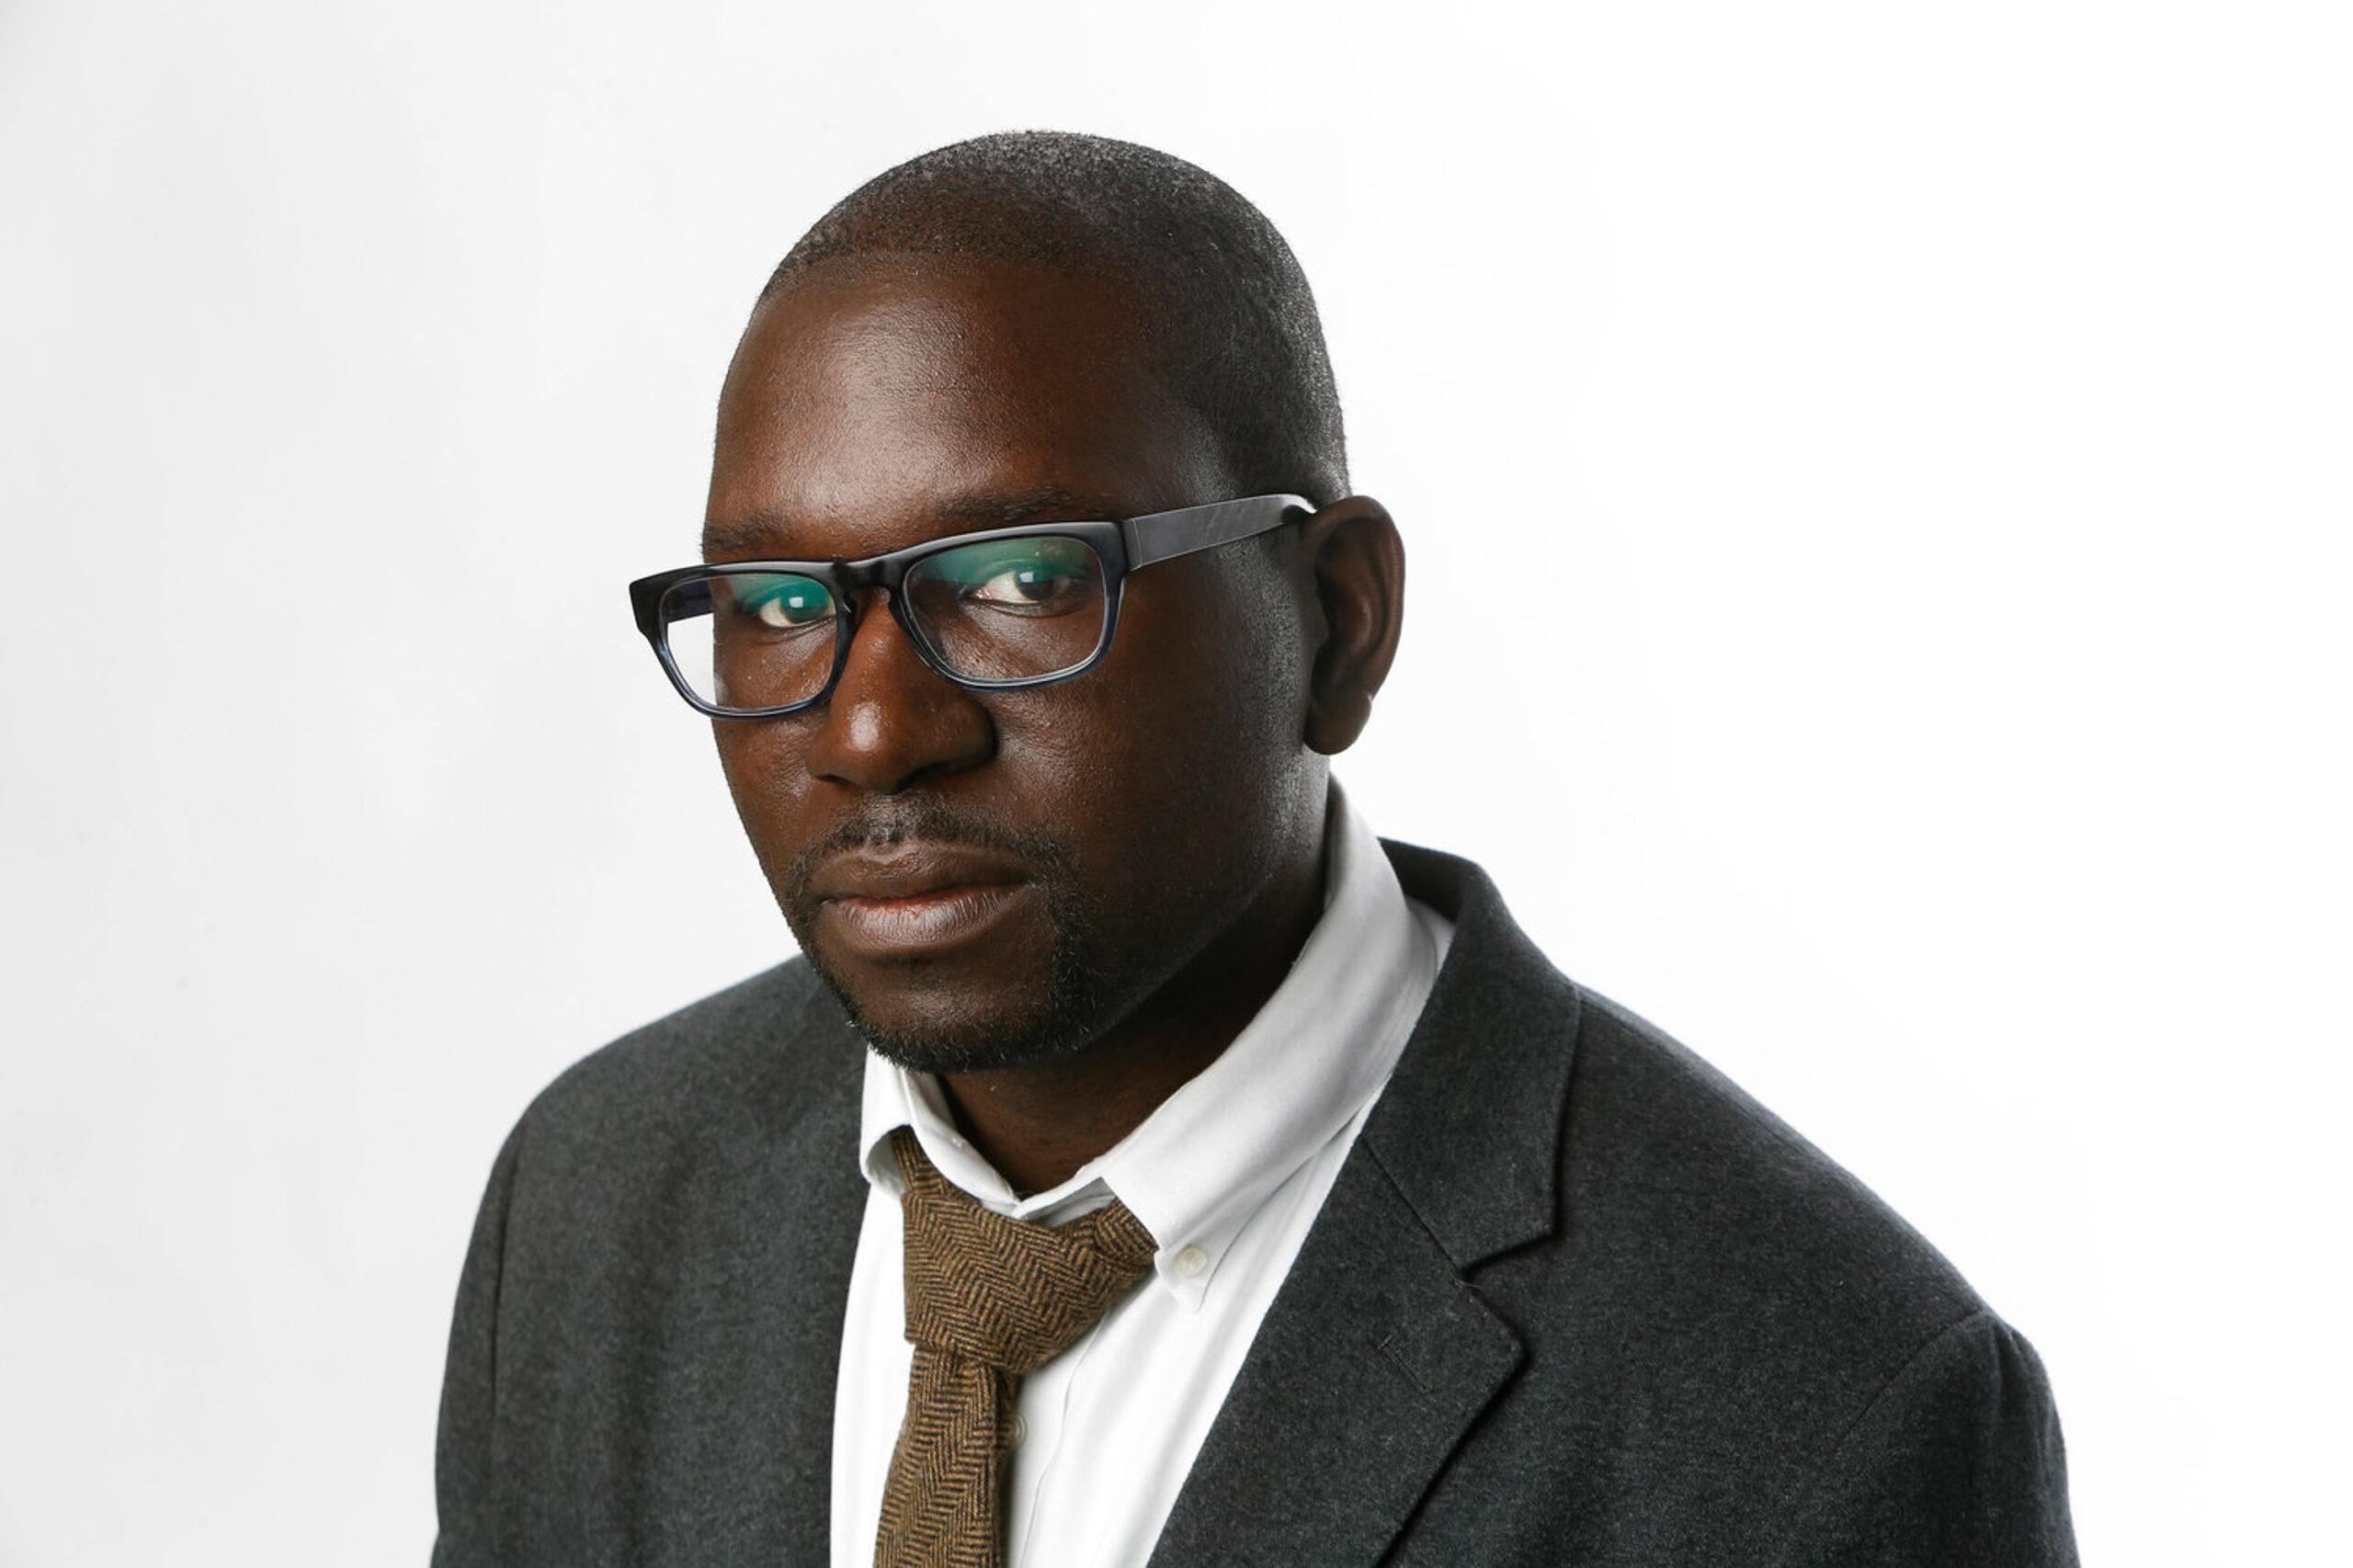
[1147,843,1583,1568]
[1144,1143,1524,1568]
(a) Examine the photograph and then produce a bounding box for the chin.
[794,932,1112,1075]
[779,853,1132,1076]
[833,984,1108,1075]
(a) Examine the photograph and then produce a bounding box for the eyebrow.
[699,484,1126,561]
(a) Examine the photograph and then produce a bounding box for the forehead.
[706,256,1228,561]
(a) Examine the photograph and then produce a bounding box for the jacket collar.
[1364,839,1582,1268]
[1144,840,1581,1568]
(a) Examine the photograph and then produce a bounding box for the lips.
[808,840,1038,960]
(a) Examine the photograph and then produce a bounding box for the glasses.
[629,493,1313,719]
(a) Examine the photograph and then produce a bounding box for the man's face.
[705,256,1326,1072]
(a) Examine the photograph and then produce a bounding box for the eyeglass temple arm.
[1120,494,1315,569]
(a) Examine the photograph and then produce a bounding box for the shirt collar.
[855,777,1440,1310]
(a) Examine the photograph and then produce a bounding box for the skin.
[704,253,1404,1196]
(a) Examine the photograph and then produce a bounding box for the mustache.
[780,797,1071,904]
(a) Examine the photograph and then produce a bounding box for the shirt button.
[1006,1413,1028,1449]
[1173,1244,1209,1278]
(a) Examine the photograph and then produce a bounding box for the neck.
[939,839,1327,1198]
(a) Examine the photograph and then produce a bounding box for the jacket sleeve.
[429,1121,526,1568]
[1768,1311,2079,1567]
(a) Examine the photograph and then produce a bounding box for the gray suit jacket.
[434,843,2077,1566]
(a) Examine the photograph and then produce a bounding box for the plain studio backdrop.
[3,1,2347,1562]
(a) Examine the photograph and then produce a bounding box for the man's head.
[701,131,1404,1075]
[757,130,1348,508]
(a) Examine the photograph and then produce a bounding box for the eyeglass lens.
[659,535,1110,711]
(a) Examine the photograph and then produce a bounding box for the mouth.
[822,881,1033,959]
[807,840,1039,961]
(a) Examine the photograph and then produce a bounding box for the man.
[433,132,2077,1567]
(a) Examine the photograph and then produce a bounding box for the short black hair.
[757,131,1348,506]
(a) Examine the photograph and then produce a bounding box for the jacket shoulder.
[1385,837,1986,1346]
[509,958,862,1180]
[436,960,870,1566]
[1561,984,1984,1342]
[1391,903,2072,1555]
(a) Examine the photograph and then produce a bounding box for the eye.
[968,562,1085,607]
[733,575,834,630]
[908,537,1104,625]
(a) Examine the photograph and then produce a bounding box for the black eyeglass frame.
[629,492,1315,720]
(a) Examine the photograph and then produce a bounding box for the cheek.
[1111,560,1311,761]
[995,568,1311,863]
[713,722,817,862]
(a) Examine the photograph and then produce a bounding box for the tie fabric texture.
[875,1127,1161,1568]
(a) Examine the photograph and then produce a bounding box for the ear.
[1297,494,1405,756]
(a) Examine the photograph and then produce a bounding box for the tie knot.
[892,1128,1159,1375]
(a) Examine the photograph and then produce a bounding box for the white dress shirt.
[828,779,1454,1568]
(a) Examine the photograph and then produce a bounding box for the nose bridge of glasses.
[832,553,895,594]
[833,575,961,693]
[833,553,942,643]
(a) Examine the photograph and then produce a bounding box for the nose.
[804,589,995,794]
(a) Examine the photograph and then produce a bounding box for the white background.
[4,1,2347,1562]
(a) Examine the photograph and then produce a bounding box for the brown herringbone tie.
[874,1127,1158,1568]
